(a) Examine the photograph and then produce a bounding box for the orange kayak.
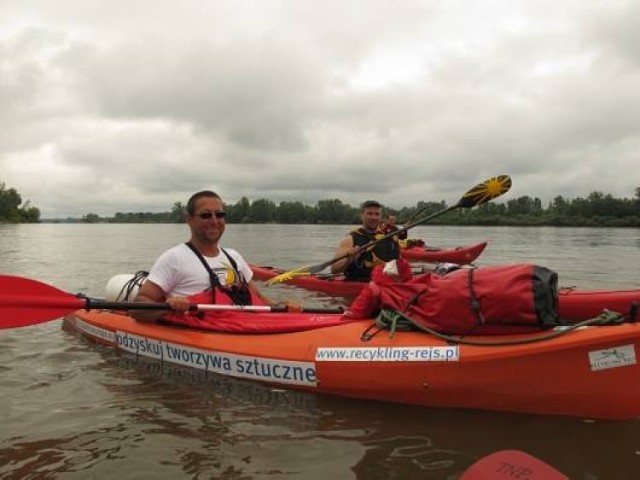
[64,291,640,420]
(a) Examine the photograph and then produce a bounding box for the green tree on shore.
[0,182,40,223]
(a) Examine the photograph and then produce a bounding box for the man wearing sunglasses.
[132,190,301,321]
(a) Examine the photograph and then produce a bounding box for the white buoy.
[105,272,147,302]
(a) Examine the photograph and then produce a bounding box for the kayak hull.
[250,242,488,296]
[251,265,366,295]
[63,289,640,420]
[402,241,488,263]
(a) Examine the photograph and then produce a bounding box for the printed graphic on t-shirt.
[212,263,238,286]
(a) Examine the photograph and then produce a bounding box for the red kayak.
[558,288,640,321]
[402,241,487,263]
[250,242,488,296]
[251,264,367,295]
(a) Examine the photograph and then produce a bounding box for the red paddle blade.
[0,275,85,329]
[460,450,567,480]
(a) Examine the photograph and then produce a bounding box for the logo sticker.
[589,344,637,371]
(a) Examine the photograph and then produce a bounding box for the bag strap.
[466,267,486,325]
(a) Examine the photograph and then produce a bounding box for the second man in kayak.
[330,200,401,281]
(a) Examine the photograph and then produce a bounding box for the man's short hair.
[186,190,222,215]
[361,200,382,210]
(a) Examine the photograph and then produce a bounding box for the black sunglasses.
[196,211,227,220]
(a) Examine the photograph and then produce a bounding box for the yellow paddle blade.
[265,267,314,286]
[264,256,338,286]
[458,175,512,208]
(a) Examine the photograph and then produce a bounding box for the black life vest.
[344,228,400,282]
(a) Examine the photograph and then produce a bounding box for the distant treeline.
[74,191,640,227]
[4,179,640,227]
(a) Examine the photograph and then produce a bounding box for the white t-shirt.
[146,243,254,296]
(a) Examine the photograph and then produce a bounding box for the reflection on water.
[2,224,640,478]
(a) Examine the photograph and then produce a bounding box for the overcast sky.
[2,1,639,218]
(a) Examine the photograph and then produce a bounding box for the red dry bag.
[376,264,559,335]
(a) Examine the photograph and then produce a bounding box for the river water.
[1,223,640,479]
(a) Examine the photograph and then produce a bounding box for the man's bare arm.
[330,236,359,274]
[130,280,177,322]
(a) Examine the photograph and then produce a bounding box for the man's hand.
[346,246,361,263]
[166,295,191,316]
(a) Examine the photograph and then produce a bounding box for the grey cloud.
[62,35,323,152]
[585,2,640,68]
[2,1,640,217]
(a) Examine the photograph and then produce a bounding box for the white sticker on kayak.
[114,331,317,386]
[315,346,459,362]
[589,344,637,371]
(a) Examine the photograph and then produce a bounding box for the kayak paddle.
[460,449,567,480]
[265,175,512,285]
[0,275,344,330]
